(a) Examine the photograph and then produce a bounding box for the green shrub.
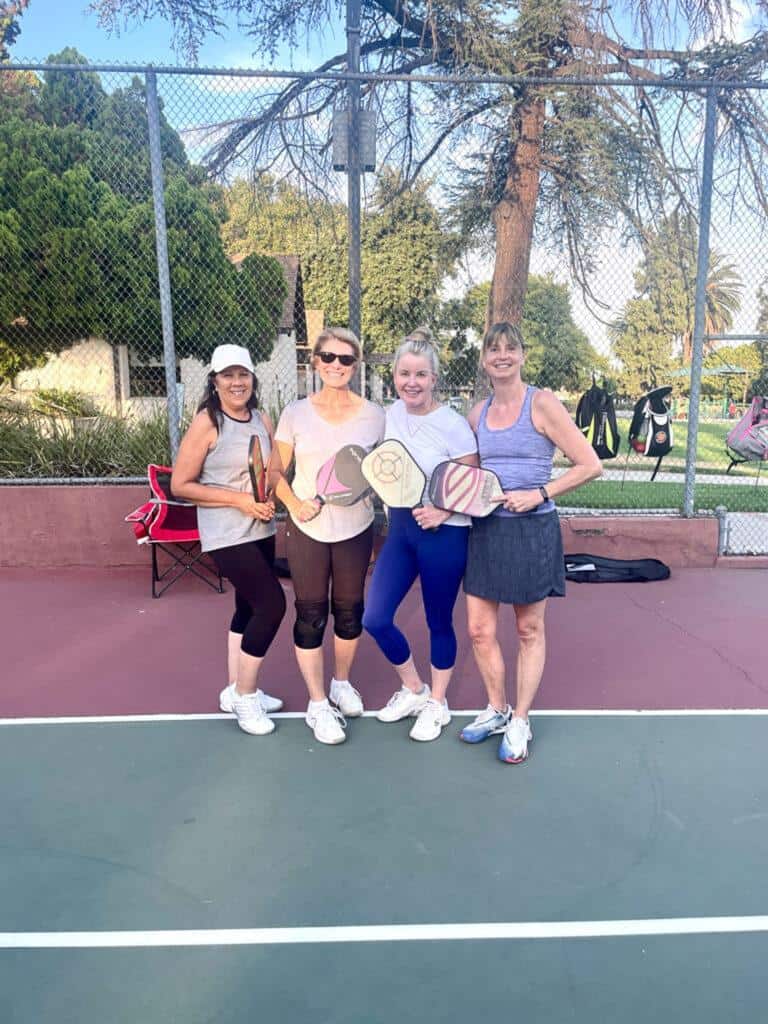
[29,388,100,418]
[0,404,172,478]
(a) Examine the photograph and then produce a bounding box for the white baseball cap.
[210,344,255,373]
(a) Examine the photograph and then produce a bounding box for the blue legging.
[363,508,469,671]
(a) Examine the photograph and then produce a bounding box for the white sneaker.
[409,698,451,742]
[232,691,276,736]
[329,679,364,720]
[220,683,283,714]
[329,678,364,717]
[376,685,431,723]
[305,701,347,745]
[498,716,533,764]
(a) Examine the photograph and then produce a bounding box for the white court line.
[1,708,768,726]
[2,917,768,949]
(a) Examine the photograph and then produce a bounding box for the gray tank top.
[477,387,555,517]
[197,411,276,552]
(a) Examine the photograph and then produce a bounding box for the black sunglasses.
[317,351,357,367]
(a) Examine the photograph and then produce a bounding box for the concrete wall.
[15,338,118,413]
[0,487,720,569]
[561,515,719,568]
[0,486,151,568]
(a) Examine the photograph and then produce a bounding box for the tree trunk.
[487,92,546,328]
[682,331,692,363]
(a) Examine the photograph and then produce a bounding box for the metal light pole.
[683,86,718,517]
[145,69,181,460]
[346,0,363,391]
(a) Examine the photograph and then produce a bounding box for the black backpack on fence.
[575,380,621,459]
[626,385,673,482]
[564,554,670,583]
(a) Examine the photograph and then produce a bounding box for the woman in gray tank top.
[460,323,602,764]
[171,344,287,739]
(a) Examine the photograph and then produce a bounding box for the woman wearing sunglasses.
[272,328,385,745]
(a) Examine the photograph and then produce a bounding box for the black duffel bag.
[564,553,670,583]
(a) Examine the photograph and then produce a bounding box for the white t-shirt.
[275,397,385,543]
[385,399,478,527]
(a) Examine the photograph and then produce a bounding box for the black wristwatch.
[539,485,550,504]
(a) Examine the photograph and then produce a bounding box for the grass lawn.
[662,420,760,475]
[554,418,767,511]
[558,478,768,513]
[557,420,759,474]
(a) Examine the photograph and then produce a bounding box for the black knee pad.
[293,600,328,649]
[332,599,364,641]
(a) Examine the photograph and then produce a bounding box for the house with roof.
[13,255,312,423]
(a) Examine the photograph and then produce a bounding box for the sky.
[11,0,767,355]
[13,0,340,68]
[13,0,761,65]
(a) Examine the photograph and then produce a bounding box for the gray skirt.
[463,510,565,605]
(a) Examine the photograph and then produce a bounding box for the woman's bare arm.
[271,438,320,522]
[171,412,272,519]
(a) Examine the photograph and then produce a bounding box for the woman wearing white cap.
[172,344,287,737]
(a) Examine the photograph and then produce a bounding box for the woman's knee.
[516,612,545,646]
[362,599,393,638]
[467,617,497,647]
[332,598,364,641]
[293,598,329,649]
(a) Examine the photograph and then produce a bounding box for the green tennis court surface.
[1,715,766,1023]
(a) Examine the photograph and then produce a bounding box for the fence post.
[145,69,181,461]
[346,0,362,391]
[683,86,718,517]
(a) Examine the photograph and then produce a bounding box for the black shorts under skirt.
[463,510,566,605]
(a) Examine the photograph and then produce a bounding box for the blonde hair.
[312,326,362,362]
[392,325,439,377]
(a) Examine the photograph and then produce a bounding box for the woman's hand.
[294,498,322,523]
[412,505,451,530]
[502,489,544,514]
[252,500,276,522]
[235,493,276,521]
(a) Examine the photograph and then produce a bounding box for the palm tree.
[681,252,744,363]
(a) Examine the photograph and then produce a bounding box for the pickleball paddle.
[428,461,506,517]
[248,435,267,502]
[313,444,372,507]
[361,439,426,508]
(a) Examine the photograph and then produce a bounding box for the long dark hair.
[196,371,260,429]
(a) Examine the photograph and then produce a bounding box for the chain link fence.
[1,60,767,550]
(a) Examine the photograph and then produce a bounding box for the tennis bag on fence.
[725,395,768,472]
[575,380,621,459]
[564,553,670,583]
[627,385,673,481]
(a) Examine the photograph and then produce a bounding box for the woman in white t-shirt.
[273,327,385,746]
[362,328,478,742]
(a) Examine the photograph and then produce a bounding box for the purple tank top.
[477,387,555,517]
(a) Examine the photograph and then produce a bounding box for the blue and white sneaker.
[498,716,532,764]
[459,704,512,744]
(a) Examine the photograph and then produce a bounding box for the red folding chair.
[125,464,225,599]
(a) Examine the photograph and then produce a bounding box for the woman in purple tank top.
[460,322,602,764]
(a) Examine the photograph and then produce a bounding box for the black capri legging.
[285,523,373,649]
[210,536,286,658]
